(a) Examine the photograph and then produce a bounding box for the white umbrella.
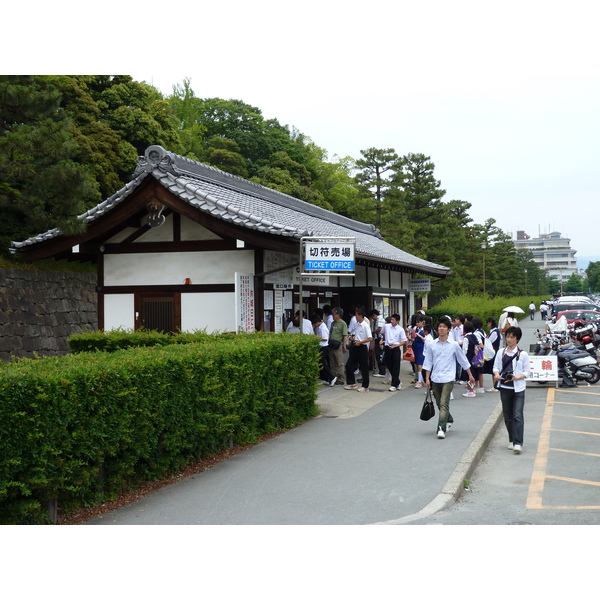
[502,305,525,314]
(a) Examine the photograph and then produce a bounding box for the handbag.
[403,346,415,362]
[420,389,435,421]
[471,346,485,368]
[328,338,341,350]
[482,336,496,361]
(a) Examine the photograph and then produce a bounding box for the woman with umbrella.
[499,306,522,346]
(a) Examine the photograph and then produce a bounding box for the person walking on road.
[493,326,529,454]
[529,301,536,320]
[423,316,476,439]
[311,314,337,386]
[328,307,348,385]
[344,307,373,392]
[381,313,407,391]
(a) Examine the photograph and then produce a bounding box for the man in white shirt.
[381,313,407,391]
[311,314,336,386]
[493,326,529,454]
[344,307,373,392]
[423,316,476,439]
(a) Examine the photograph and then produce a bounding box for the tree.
[564,272,585,294]
[354,148,403,229]
[201,137,248,178]
[586,261,600,292]
[0,76,99,256]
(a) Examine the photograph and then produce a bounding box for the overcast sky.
[7,0,600,263]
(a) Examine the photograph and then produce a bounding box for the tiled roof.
[13,145,450,276]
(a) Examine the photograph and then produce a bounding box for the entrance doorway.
[135,292,181,333]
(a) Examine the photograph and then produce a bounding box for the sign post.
[299,237,355,332]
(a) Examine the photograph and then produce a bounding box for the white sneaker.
[388,386,397,392]
[344,384,358,390]
[513,444,522,454]
[462,391,476,397]
[329,376,337,387]
[476,387,485,394]
[373,374,385,378]
[437,427,445,439]
[450,392,454,400]
[357,387,369,393]
[486,388,498,392]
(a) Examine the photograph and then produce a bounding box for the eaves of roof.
[12,145,451,278]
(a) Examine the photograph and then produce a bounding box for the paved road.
[87,314,560,525]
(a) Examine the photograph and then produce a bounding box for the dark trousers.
[345,344,370,388]
[384,346,401,388]
[374,339,385,374]
[318,347,334,383]
[500,387,525,446]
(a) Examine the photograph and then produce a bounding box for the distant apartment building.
[514,230,577,281]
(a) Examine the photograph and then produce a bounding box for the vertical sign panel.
[235,272,255,333]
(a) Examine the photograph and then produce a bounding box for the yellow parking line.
[526,387,554,509]
[554,401,600,408]
[551,447,600,458]
[546,474,600,487]
[551,428,600,437]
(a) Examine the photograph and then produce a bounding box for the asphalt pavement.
[87,314,547,525]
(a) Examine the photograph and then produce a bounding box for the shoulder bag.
[420,389,436,421]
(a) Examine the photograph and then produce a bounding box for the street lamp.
[481,242,487,294]
[524,269,528,296]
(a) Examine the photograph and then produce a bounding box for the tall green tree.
[354,148,403,229]
[0,76,99,256]
[586,261,600,292]
[201,137,248,178]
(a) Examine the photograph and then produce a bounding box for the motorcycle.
[556,343,600,386]
[570,322,600,359]
[533,326,600,386]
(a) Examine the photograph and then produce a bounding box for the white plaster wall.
[391,271,402,289]
[104,294,135,330]
[181,293,236,332]
[180,218,222,241]
[104,250,255,286]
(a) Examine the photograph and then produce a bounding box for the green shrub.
[426,294,548,329]
[0,333,320,524]
[66,328,215,353]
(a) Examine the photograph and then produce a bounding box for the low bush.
[67,328,215,353]
[425,294,548,329]
[0,333,320,524]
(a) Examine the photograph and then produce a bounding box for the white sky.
[6,0,600,261]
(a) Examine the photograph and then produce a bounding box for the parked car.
[555,309,600,325]
[550,302,600,318]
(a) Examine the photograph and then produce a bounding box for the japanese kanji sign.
[528,355,559,382]
[302,237,355,274]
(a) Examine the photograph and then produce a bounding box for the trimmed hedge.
[425,294,548,328]
[0,333,320,524]
[67,328,216,353]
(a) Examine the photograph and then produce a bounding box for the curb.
[370,400,504,525]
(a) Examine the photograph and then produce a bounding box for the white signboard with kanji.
[303,238,355,274]
[528,355,559,382]
[235,272,255,333]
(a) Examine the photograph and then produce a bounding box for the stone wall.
[0,268,97,362]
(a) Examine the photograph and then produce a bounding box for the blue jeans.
[499,388,525,446]
[431,382,454,432]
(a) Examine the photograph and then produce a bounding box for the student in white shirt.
[423,316,476,439]
[381,313,408,391]
[344,307,373,392]
[311,314,336,386]
[493,326,529,454]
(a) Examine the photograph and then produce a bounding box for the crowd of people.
[285,305,528,451]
